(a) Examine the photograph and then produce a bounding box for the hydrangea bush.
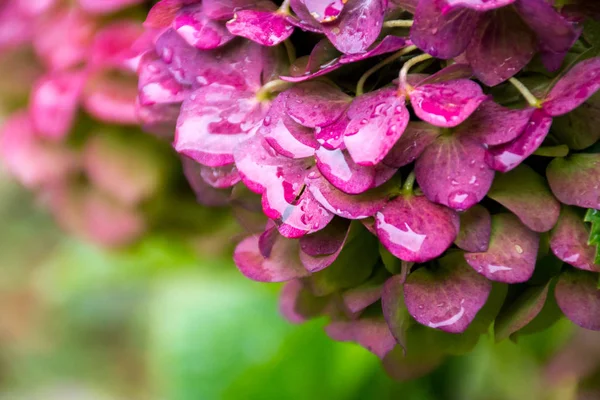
[133,0,600,377]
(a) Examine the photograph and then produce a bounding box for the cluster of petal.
[133,0,600,378]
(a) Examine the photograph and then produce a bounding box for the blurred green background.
[1,168,599,400]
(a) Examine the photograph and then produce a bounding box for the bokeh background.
[1,165,600,400]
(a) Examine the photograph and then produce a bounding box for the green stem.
[278,0,291,14]
[533,145,570,158]
[355,45,417,96]
[283,39,296,64]
[256,79,293,101]
[383,20,414,28]
[399,53,433,90]
[508,77,542,108]
[402,171,416,194]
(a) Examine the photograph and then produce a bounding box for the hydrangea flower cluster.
[140,0,600,377]
[0,0,180,247]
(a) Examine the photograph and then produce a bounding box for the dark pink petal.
[543,58,600,117]
[279,280,329,323]
[416,63,474,86]
[487,165,560,232]
[144,0,184,29]
[466,9,536,86]
[550,207,600,272]
[457,101,535,146]
[411,0,481,59]
[404,252,492,333]
[30,71,85,141]
[299,217,349,257]
[175,85,267,167]
[78,0,143,14]
[288,0,324,32]
[339,36,408,64]
[136,101,181,138]
[90,21,144,70]
[514,0,579,54]
[302,0,346,22]
[235,135,333,237]
[200,164,241,189]
[227,9,295,46]
[174,4,236,49]
[203,0,256,20]
[299,218,350,272]
[547,154,600,209]
[376,194,460,263]
[285,81,352,128]
[326,317,396,358]
[415,134,495,211]
[306,170,391,219]
[555,269,600,331]
[260,92,318,159]
[182,157,231,206]
[137,52,189,106]
[315,148,396,195]
[315,115,349,150]
[382,122,441,168]
[234,234,309,282]
[464,213,539,283]
[342,269,389,314]
[303,39,341,72]
[455,204,491,253]
[320,0,386,54]
[443,0,515,11]
[409,79,487,128]
[485,109,553,172]
[344,87,409,166]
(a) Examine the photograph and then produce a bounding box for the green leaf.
[494,283,550,342]
[584,19,600,49]
[584,208,600,264]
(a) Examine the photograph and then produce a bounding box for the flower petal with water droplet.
[555,268,600,331]
[455,204,491,253]
[547,153,600,210]
[550,206,600,272]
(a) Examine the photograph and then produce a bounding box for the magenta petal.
[315,148,395,195]
[382,122,441,168]
[302,0,345,22]
[174,4,235,49]
[226,9,295,46]
[514,0,578,55]
[306,170,390,219]
[411,0,481,59]
[376,194,460,263]
[339,36,408,64]
[543,58,600,117]
[320,0,386,54]
[202,0,256,20]
[458,101,535,146]
[464,213,539,284]
[315,115,349,150]
[137,52,189,106]
[175,85,266,167]
[550,207,600,272]
[485,110,553,173]
[83,72,139,125]
[288,0,324,32]
[404,252,492,333]
[466,9,536,86]
[409,79,486,128]
[200,164,241,189]
[443,0,515,11]
[487,165,560,233]
[547,154,600,209]
[30,71,85,141]
[279,280,329,323]
[344,87,409,166]
[415,134,495,211]
[90,21,143,70]
[181,157,231,206]
[260,92,318,159]
[326,317,396,359]
[234,234,309,282]
[555,269,600,331]
[455,204,492,253]
[144,0,183,29]
[285,81,352,128]
[299,218,350,272]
